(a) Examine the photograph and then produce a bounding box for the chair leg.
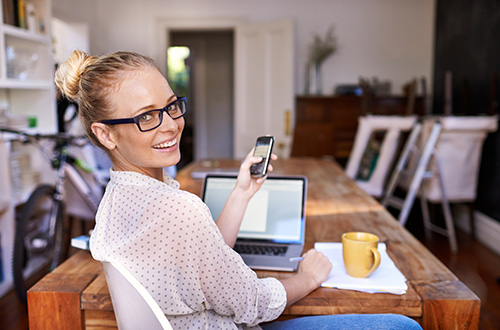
[434,158,458,253]
[441,200,458,253]
[420,195,432,241]
[398,123,442,226]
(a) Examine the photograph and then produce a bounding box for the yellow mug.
[342,232,381,278]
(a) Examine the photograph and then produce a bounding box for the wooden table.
[27,158,480,330]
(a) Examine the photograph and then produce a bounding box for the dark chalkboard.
[433,0,500,221]
[433,0,500,115]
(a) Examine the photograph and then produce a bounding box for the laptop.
[202,174,307,271]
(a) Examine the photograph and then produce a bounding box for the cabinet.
[0,0,55,298]
[291,95,424,160]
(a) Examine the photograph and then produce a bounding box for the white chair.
[383,115,498,253]
[346,115,417,198]
[102,261,173,330]
[419,116,498,238]
[382,122,458,251]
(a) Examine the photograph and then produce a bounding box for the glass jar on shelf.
[6,45,40,80]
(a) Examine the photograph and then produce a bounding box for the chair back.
[102,261,173,330]
[420,115,498,202]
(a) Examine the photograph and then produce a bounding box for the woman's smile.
[153,137,178,150]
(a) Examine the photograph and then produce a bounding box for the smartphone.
[250,136,275,177]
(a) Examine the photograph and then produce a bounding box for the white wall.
[52,0,435,96]
[52,18,90,64]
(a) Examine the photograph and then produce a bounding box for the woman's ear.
[91,123,116,150]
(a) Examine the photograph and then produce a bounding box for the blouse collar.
[109,168,180,189]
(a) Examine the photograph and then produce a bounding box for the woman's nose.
[159,111,179,131]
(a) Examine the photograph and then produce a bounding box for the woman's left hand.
[235,149,278,199]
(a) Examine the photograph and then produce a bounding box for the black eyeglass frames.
[98,97,187,132]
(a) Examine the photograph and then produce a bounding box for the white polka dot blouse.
[90,169,287,329]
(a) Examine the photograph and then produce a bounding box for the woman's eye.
[168,104,179,115]
[138,113,154,123]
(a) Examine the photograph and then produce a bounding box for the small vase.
[308,64,322,95]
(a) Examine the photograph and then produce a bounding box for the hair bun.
[55,50,97,100]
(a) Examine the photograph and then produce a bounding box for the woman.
[55,50,421,330]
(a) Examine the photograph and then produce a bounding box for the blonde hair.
[54,50,157,149]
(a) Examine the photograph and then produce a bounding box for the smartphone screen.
[250,136,274,177]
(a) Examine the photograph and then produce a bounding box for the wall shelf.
[0,78,52,89]
[0,0,54,299]
[2,24,50,44]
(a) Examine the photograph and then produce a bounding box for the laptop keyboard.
[234,243,288,256]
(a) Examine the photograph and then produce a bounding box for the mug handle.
[365,247,381,277]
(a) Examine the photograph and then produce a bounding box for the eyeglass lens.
[137,99,186,131]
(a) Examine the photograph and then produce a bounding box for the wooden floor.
[1,223,500,329]
[413,227,500,330]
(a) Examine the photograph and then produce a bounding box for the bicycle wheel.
[12,184,67,304]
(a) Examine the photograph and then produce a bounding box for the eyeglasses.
[99,97,187,132]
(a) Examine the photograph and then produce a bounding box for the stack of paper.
[314,242,408,294]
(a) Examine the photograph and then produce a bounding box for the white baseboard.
[453,204,500,256]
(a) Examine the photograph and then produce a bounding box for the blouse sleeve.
[194,207,287,326]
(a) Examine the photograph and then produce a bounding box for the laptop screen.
[202,175,306,244]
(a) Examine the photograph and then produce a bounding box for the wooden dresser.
[291,95,424,160]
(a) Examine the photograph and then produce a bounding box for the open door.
[234,19,294,159]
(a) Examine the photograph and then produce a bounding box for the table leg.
[28,272,97,330]
[413,280,480,330]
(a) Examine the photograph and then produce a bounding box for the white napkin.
[314,242,408,294]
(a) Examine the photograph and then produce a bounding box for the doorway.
[169,30,234,169]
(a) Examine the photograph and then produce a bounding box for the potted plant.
[306,26,338,94]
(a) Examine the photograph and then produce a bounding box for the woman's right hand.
[297,249,332,287]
